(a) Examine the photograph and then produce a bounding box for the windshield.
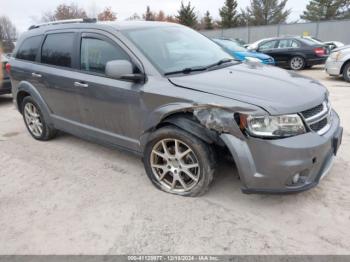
[214,39,247,52]
[123,26,232,74]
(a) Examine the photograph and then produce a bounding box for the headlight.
[241,114,306,138]
[330,51,342,61]
[245,57,263,63]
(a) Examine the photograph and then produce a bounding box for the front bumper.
[221,110,342,194]
[325,58,343,76]
[0,79,12,95]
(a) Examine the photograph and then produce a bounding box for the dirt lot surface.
[0,66,349,255]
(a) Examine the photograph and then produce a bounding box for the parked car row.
[213,35,350,82]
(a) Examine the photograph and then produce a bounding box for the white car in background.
[325,45,350,82]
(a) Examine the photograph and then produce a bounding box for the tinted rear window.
[41,33,75,68]
[16,35,42,61]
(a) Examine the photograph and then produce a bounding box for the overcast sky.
[0,0,307,33]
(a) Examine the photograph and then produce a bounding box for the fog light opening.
[292,173,300,184]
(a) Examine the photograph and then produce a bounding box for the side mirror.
[105,60,144,83]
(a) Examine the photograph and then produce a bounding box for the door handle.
[32,72,42,78]
[74,81,89,88]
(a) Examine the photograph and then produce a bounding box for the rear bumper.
[307,57,327,66]
[0,79,12,94]
[220,110,342,194]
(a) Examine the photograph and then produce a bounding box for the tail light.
[314,47,326,56]
[5,63,11,74]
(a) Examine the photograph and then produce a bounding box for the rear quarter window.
[16,35,43,61]
[41,33,75,68]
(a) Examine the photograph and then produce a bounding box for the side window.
[41,33,75,68]
[277,39,300,49]
[277,39,291,49]
[259,40,277,51]
[80,37,130,74]
[16,35,42,61]
[291,40,300,48]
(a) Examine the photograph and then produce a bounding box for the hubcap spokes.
[291,57,303,70]
[24,103,43,137]
[151,139,200,192]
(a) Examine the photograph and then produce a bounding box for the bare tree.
[98,7,117,21]
[155,11,167,21]
[0,16,17,53]
[42,3,88,22]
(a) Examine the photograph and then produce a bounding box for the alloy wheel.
[24,102,43,137]
[290,57,304,70]
[150,138,200,193]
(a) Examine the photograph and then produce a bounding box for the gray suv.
[8,20,343,196]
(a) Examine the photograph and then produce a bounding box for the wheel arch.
[16,81,53,126]
[340,59,350,74]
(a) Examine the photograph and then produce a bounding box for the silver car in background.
[325,45,350,82]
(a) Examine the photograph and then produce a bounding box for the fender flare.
[16,81,53,126]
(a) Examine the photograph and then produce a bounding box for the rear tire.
[143,126,215,197]
[343,62,350,82]
[289,56,305,70]
[22,96,57,141]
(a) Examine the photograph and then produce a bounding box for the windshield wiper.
[164,66,207,76]
[164,58,235,76]
[205,58,235,70]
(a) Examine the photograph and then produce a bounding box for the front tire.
[22,96,57,141]
[143,126,215,197]
[289,56,305,70]
[343,62,350,82]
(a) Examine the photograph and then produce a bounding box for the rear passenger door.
[273,39,301,66]
[38,31,82,122]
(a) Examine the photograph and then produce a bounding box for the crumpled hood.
[169,63,327,115]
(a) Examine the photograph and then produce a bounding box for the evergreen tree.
[203,11,214,29]
[143,6,155,21]
[301,0,350,21]
[241,0,291,26]
[219,0,239,28]
[176,2,198,28]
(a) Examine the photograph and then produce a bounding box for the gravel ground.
[0,66,349,255]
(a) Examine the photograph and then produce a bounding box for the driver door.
[73,32,144,151]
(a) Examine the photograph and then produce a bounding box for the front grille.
[310,117,328,132]
[301,100,331,135]
[301,104,324,119]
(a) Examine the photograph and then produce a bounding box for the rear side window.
[16,35,42,61]
[41,33,75,68]
[80,37,129,74]
[277,39,300,49]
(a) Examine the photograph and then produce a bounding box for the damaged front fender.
[193,105,261,139]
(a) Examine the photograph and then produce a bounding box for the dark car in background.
[251,36,329,70]
[1,54,12,95]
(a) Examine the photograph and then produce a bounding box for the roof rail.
[28,18,97,30]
